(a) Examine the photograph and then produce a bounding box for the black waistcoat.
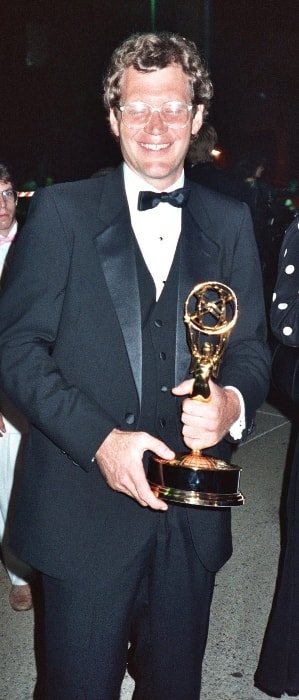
[134,238,186,454]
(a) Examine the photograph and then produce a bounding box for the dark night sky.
[211,0,299,182]
[2,0,299,187]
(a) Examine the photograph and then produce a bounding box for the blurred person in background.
[186,123,253,204]
[0,162,32,611]
[255,213,299,698]
[187,122,218,166]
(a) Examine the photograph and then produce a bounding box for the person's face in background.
[109,63,203,190]
[0,181,17,236]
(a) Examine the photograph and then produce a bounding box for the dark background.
[2,0,299,187]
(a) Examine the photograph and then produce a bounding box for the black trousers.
[42,505,215,700]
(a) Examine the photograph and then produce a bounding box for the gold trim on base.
[148,482,245,507]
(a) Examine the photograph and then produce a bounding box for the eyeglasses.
[0,189,18,203]
[118,101,193,129]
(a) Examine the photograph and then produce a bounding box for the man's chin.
[137,167,182,190]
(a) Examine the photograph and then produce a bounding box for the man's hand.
[0,414,6,437]
[95,429,175,510]
[172,379,241,451]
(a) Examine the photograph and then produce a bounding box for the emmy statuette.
[147,281,245,507]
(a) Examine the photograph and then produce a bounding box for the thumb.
[172,378,194,396]
[149,436,175,461]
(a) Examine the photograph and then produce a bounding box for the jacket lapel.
[175,200,221,385]
[93,170,143,403]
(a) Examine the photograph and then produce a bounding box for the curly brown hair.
[103,32,213,119]
[0,163,14,186]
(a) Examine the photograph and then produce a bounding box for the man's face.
[109,64,203,190]
[0,180,17,236]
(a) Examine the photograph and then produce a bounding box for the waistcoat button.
[125,413,135,425]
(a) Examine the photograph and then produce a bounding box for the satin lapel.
[175,206,221,385]
[94,211,142,404]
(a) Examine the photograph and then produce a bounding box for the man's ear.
[109,108,120,138]
[191,105,204,137]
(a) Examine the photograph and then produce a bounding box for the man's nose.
[0,195,7,208]
[144,110,168,134]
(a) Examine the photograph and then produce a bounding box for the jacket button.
[125,413,135,425]
[154,319,163,327]
[159,418,166,428]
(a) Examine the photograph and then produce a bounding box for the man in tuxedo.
[0,163,32,611]
[0,33,270,699]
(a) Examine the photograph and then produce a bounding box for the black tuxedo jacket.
[0,166,270,578]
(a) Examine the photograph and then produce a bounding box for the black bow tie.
[137,187,191,211]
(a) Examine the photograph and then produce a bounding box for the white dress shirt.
[124,164,183,300]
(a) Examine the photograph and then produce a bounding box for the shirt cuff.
[224,385,246,440]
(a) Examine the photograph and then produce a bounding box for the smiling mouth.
[140,142,170,151]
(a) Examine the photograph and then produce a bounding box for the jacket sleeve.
[215,201,271,440]
[0,187,118,470]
